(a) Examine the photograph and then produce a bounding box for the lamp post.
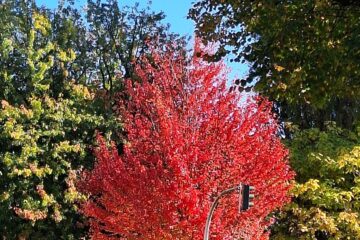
[203,183,254,240]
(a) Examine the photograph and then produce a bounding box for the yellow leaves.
[277,82,288,91]
[29,164,52,178]
[1,38,13,59]
[64,187,87,204]
[29,29,35,48]
[311,209,338,235]
[291,207,339,236]
[339,191,353,202]
[274,64,285,72]
[10,127,24,140]
[338,212,360,238]
[52,141,84,162]
[327,40,340,48]
[71,84,94,100]
[69,48,76,61]
[33,61,51,83]
[54,141,82,155]
[44,95,56,109]
[64,170,87,204]
[25,13,55,93]
[293,177,355,208]
[294,67,302,72]
[57,50,68,62]
[33,12,51,36]
[32,42,54,62]
[3,119,15,133]
[338,146,360,172]
[12,168,32,178]
[298,223,309,233]
[44,42,55,54]
[36,185,55,207]
[57,48,76,62]
[19,105,34,119]
[306,179,321,191]
[327,40,335,48]
[0,192,10,202]
[1,70,10,83]
[2,153,13,167]
[30,98,43,118]
[1,38,13,49]
[339,212,358,223]
[0,104,33,140]
[292,179,320,197]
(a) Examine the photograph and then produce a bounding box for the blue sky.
[37,0,195,36]
[36,0,248,79]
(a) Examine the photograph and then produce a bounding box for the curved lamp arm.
[203,183,244,240]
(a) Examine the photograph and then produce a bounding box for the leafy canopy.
[0,2,119,238]
[189,0,360,129]
[272,124,360,239]
[80,42,294,239]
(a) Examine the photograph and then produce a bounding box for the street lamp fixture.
[203,183,255,240]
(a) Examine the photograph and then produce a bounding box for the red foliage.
[80,42,294,239]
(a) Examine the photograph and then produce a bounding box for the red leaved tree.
[80,42,294,239]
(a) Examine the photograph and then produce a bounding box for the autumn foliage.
[80,42,294,239]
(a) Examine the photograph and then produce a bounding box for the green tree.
[0,83,111,239]
[85,0,182,91]
[0,3,119,239]
[0,0,85,103]
[189,0,360,129]
[1,0,183,100]
[272,123,360,239]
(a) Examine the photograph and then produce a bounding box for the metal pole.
[203,184,243,240]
